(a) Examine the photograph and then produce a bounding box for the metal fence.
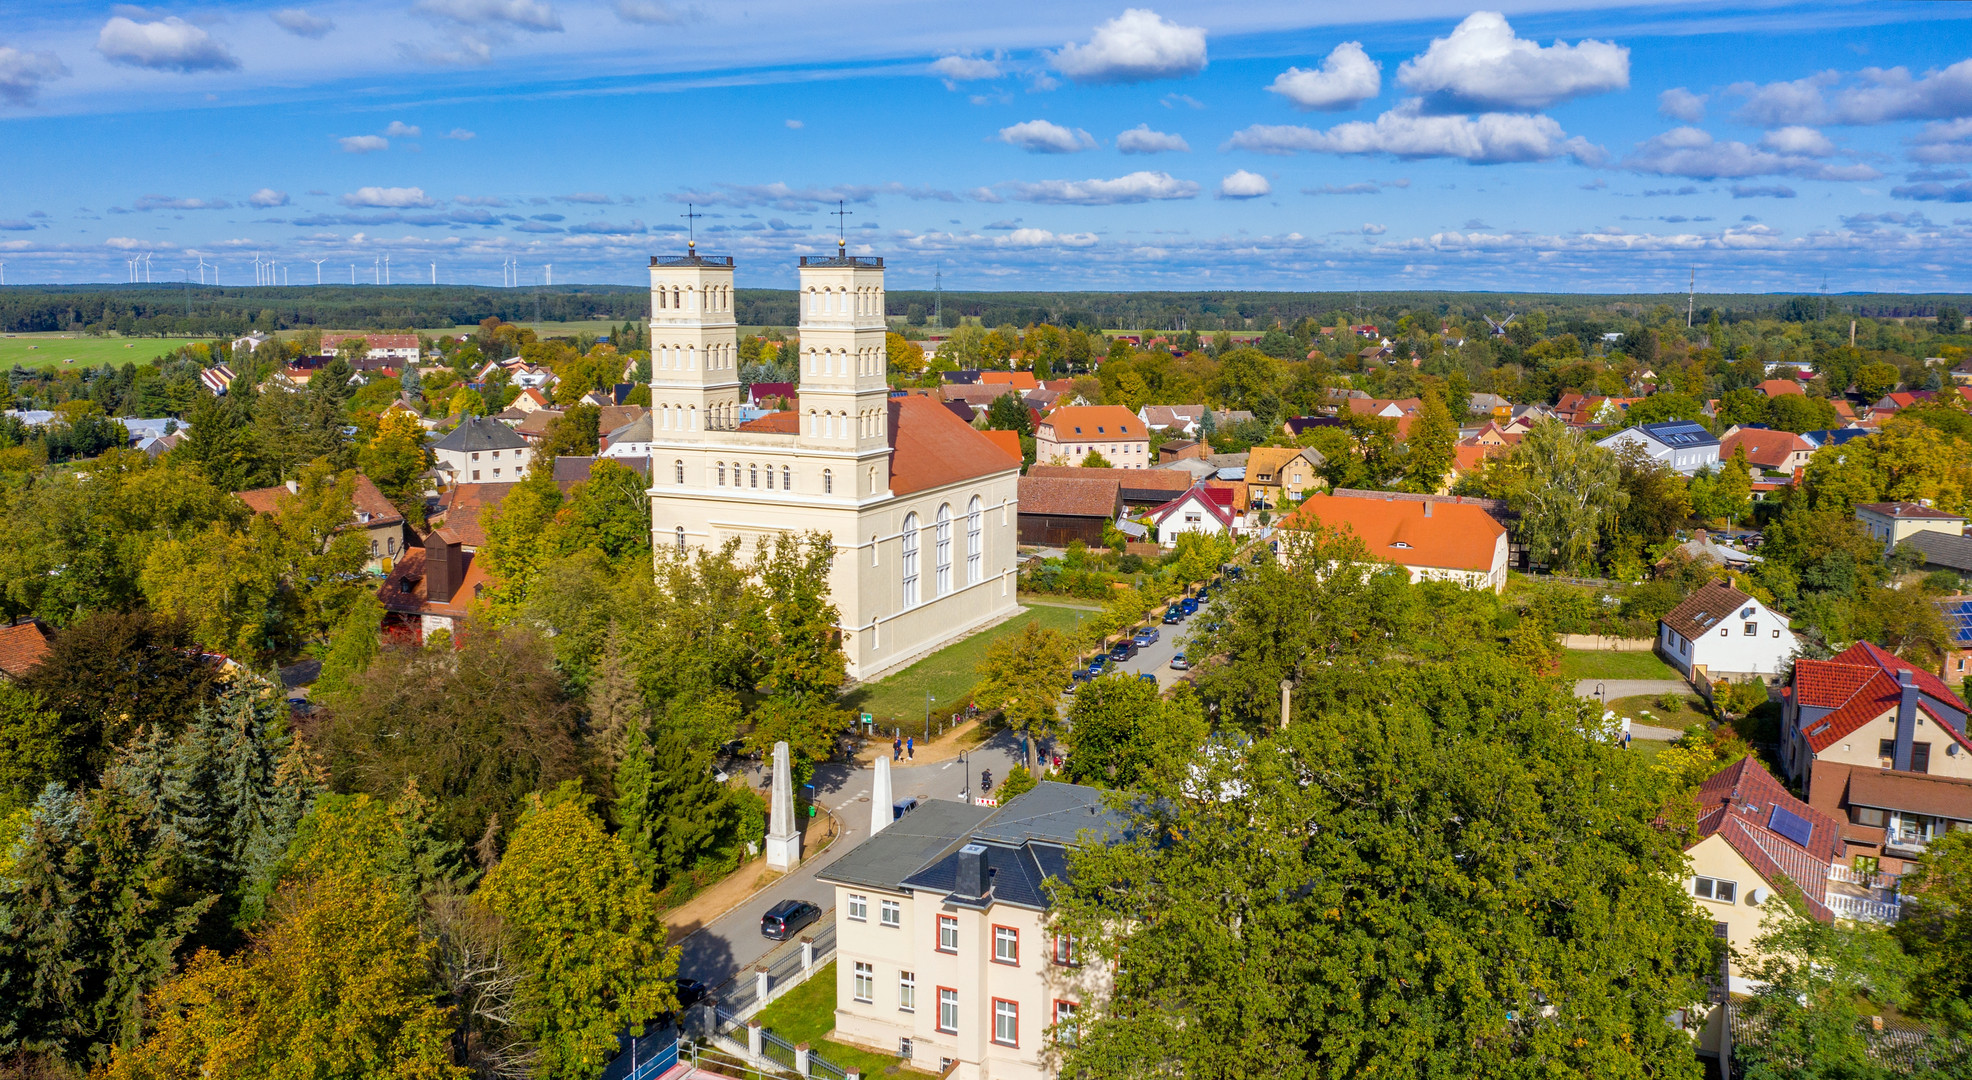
[715,917,837,1016]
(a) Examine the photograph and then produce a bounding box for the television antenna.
[311,259,325,284]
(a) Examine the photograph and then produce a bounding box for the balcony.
[799,255,883,268]
[650,254,734,267]
[1827,863,1902,923]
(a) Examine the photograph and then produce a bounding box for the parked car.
[892,797,921,820]
[1138,672,1157,683]
[1134,627,1160,646]
[1088,655,1108,673]
[1250,551,1264,565]
[1226,565,1244,580]
[1070,667,1093,684]
[1109,640,1138,662]
[1180,597,1199,615]
[761,899,823,940]
[675,978,708,1010]
[1170,653,1189,671]
[1162,608,1184,625]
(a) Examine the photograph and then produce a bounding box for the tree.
[1734,908,1919,1080]
[1501,420,1625,573]
[745,532,849,773]
[975,621,1079,773]
[537,404,602,461]
[1614,443,1691,549]
[1895,830,1972,1035]
[612,716,735,891]
[1623,392,1707,427]
[16,609,220,784]
[447,386,487,417]
[1053,661,1716,1080]
[885,331,925,378]
[1402,387,1458,493]
[985,392,1032,436]
[1064,676,1206,789]
[311,595,384,710]
[0,682,65,815]
[1079,448,1113,468]
[358,409,432,526]
[477,784,678,1080]
[1855,361,1901,402]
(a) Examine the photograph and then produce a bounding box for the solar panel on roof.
[1769,805,1814,848]
[1943,600,1972,647]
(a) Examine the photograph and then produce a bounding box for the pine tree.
[609,724,657,881]
[586,622,644,770]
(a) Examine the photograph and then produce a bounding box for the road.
[675,594,1219,993]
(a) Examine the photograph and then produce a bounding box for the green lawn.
[755,961,932,1078]
[844,602,1087,727]
[0,333,208,370]
[1607,692,1711,732]
[1557,649,1680,681]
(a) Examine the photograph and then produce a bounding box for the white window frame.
[1693,875,1737,904]
[901,513,920,608]
[966,496,982,585]
[938,988,958,1034]
[899,971,916,1012]
[880,898,902,928]
[993,925,1018,965]
[853,961,874,1004]
[937,915,957,953]
[847,894,868,922]
[993,998,1018,1047]
[934,504,952,597]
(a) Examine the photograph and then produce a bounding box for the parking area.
[1069,567,1248,693]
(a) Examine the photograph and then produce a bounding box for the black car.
[1109,640,1138,662]
[761,899,823,940]
[675,978,708,1009]
[1162,608,1184,624]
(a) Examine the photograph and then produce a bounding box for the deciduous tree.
[975,621,1078,773]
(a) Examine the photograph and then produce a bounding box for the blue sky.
[1,0,1968,292]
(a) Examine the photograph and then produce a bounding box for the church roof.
[737,410,800,433]
[889,395,1020,496]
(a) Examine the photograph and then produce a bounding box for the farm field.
[0,333,206,370]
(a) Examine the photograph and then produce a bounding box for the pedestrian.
[906,735,914,761]
[893,735,902,761]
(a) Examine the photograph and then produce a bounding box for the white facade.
[1595,425,1720,475]
[1660,596,1798,681]
[1150,491,1232,547]
[646,249,1021,681]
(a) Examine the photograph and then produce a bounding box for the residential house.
[1022,388,1062,414]
[600,413,654,461]
[550,455,649,495]
[980,371,1039,393]
[1802,427,1873,450]
[1940,596,1972,687]
[511,387,555,415]
[199,364,236,396]
[236,474,409,572]
[1281,492,1510,592]
[1870,390,1936,420]
[512,409,563,444]
[1016,476,1123,547]
[1025,466,1190,511]
[1756,378,1805,398]
[433,416,534,483]
[1033,407,1149,469]
[378,531,487,644]
[1245,446,1328,509]
[231,333,271,354]
[429,482,519,549]
[943,383,1018,417]
[1209,408,1256,429]
[1282,416,1344,439]
[1554,393,1641,427]
[1342,397,1422,437]
[511,364,555,391]
[1155,458,1217,484]
[1908,531,1972,577]
[1720,428,1815,474]
[1139,404,1205,436]
[1145,485,1238,547]
[1595,420,1720,475]
[820,784,1124,1080]
[0,620,52,680]
[1953,358,1972,386]
[1156,439,1209,464]
[1657,579,1797,683]
[1854,501,1966,555]
[320,332,421,365]
[1781,641,1972,877]
[1467,392,1511,419]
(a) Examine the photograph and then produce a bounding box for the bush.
[1655,692,1684,712]
[1924,569,1964,595]
[1118,553,1144,574]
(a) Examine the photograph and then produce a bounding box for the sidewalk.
[662,805,839,945]
[851,714,994,767]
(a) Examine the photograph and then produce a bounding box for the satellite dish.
[1748,887,1768,906]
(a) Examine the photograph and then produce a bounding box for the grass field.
[844,602,1088,726]
[754,961,933,1078]
[1607,693,1711,732]
[0,333,207,370]
[1557,649,1680,681]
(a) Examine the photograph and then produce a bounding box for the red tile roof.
[1795,641,1972,756]
[1146,485,1236,530]
[980,429,1022,463]
[888,394,1021,497]
[1282,492,1505,574]
[378,547,489,620]
[235,475,404,527]
[737,410,800,434]
[980,371,1039,391]
[1756,379,1805,397]
[432,482,519,549]
[1855,501,1964,521]
[1018,476,1123,518]
[1692,757,1839,922]
[0,621,52,678]
[1038,406,1143,441]
[1720,429,1811,470]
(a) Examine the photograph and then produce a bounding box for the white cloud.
[414,0,562,32]
[133,195,230,211]
[1268,42,1380,112]
[1396,11,1627,113]
[1116,123,1189,154]
[1908,118,1972,165]
[339,134,389,153]
[441,127,476,140]
[785,119,803,129]
[932,55,1002,82]
[1362,222,1387,234]
[670,182,963,211]
[1051,9,1206,86]
[1226,101,1603,165]
[340,186,437,208]
[271,8,334,38]
[249,188,290,208]
[998,228,1098,247]
[1730,184,1796,199]
[1000,171,1200,205]
[997,119,1095,154]
[96,16,239,72]
[1625,126,1880,182]
[1892,180,1972,202]
[1760,125,1835,156]
[384,121,423,138]
[615,0,684,24]
[1218,170,1271,199]
[1658,87,1706,122]
[1732,61,1972,126]
[0,46,69,106]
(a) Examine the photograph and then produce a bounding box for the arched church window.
[901,512,920,609]
[750,464,758,488]
[782,465,791,489]
[967,497,982,585]
[935,504,952,598]
[717,461,726,486]
[676,526,686,551]
[675,459,685,484]
[823,469,832,494]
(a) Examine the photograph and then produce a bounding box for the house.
[512,409,563,444]
[1144,485,1238,547]
[1022,465,1189,512]
[1467,392,1511,419]
[1245,446,1327,508]
[433,416,534,484]
[1756,378,1805,398]
[1781,641,1972,877]
[1016,476,1123,547]
[236,474,409,571]
[600,413,654,461]
[1021,388,1062,414]
[378,531,487,644]
[819,783,1124,1080]
[511,387,555,415]
[428,482,518,550]
[1341,397,1421,436]
[748,381,796,408]
[1554,393,1641,427]
[1657,579,1797,683]
[199,364,236,395]
[943,383,1018,415]
[1156,439,1208,464]
[1854,501,1966,555]
[1595,420,1720,475]
[550,455,649,495]
[1033,407,1149,469]
[1281,416,1344,439]
[320,332,421,364]
[231,333,271,354]
[1719,429,1815,474]
[1870,390,1936,419]
[1907,531,1972,577]
[1139,404,1204,435]
[1282,492,1509,592]
[511,364,555,391]
[1940,596,1972,687]
[0,620,53,680]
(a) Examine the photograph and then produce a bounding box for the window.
[847,894,867,921]
[1693,876,1737,904]
[675,527,686,551]
[717,462,726,486]
[1744,621,1757,636]
[899,971,915,1012]
[1054,1000,1078,1046]
[901,513,920,608]
[472,470,481,480]
[1914,742,1932,774]
[766,465,775,490]
[992,999,1018,1046]
[937,988,958,1033]
[936,915,957,953]
[1719,628,1728,637]
[472,452,480,461]
[783,465,791,489]
[993,925,1018,965]
[675,459,685,484]
[1053,935,1074,966]
[1854,805,1887,828]
[492,468,501,478]
[853,962,874,1003]
[880,899,901,927]
[370,539,379,557]
[935,505,952,597]
[1881,739,1897,769]
[387,537,396,555]
[824,469,833,494]
[750,464,759,488]
[966,497,982,585]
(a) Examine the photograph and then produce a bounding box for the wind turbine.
[311,259,325,284]
[383,254,391,285]
[544,263,552,286]
[0,262,7,286]
[430,262,436,284]
[195,257,208,284]
[143,253,153,283]
[373,256,380,285]
[350,264,356,284]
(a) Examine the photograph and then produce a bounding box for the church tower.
[648,244,741,437]
[794,244,892,495]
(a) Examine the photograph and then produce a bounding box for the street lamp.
[924,691,934,745]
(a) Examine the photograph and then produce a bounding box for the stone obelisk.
[765,740,801,871]
[870,756,894,837]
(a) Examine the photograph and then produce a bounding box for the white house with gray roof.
[432,415,533,484]
[1596,420,1720,475]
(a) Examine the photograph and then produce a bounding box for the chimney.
[426,534,462,604]
[1422,500,1432,518]
[954,844,990,899]
[284,479,299,494]
[1893,668,1920,771]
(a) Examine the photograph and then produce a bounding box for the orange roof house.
[0,621,53,679]
[1720,429,1815,473]
[1281,492,1509,593]
[1757,379,1805,398]
[980,371,1040,392]
[979,429,1023,464]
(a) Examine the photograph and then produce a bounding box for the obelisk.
[870,756,894,837]
[765,741,801,871]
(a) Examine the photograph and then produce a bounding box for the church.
[644,242,1022,682]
